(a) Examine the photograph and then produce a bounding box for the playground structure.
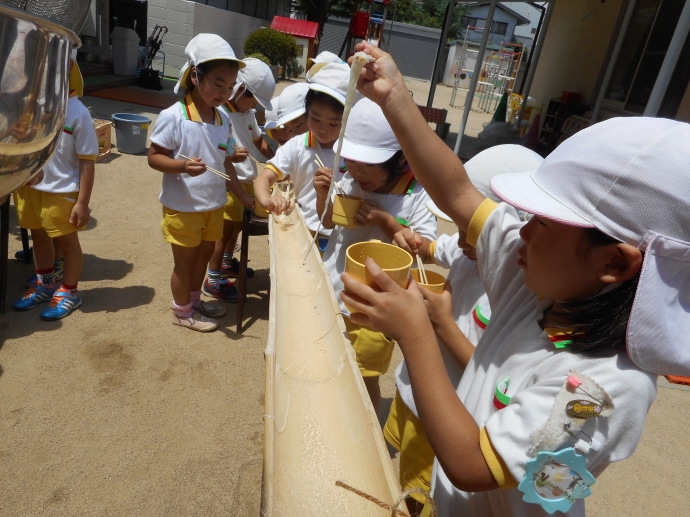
[261,199,407,516]
[339,0,392,58]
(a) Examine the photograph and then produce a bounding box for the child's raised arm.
[352,43,485,233]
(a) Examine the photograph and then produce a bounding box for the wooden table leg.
[236,208,251,334]
[20,228,32,263]
[0,198,10,313]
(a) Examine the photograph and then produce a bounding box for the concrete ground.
[0,84,687,516]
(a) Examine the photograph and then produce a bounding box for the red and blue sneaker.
[202,278,238,303]
[220,257,254,279]
[13,282,57,311]
[40,288,82,320]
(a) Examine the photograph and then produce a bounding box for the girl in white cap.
[341,43,688,516]
[314,97,437,412]
[203,57,276,299]
[385,145,543,516]
[148,34,244,332]
[254,62,352,253]
[264,83,310,146]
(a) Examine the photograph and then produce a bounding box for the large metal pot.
[0,5,79,197]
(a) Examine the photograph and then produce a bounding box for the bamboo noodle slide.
[177,154,230,180]
[262,201,406,516]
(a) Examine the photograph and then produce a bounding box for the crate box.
[93,119,112,163]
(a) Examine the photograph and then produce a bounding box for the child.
[264,82,310,146]
[315,97,437,412]
[254,62,351,252]
[203,57,276,301]
[12,54,97,320]
[385,145,543,516]
[148,34,243,331]
[342,43,685,516]
[306,50,345,79]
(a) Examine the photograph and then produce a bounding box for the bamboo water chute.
[261,200,406,516]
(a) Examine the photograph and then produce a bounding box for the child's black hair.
[184,59,239,94]
[381,150,406,183]
[305,89,345,116]
[541,228,641,356]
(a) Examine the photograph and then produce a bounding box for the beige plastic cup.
[410,269,446,294]
[332,195,362,228]
[344,240,413,313]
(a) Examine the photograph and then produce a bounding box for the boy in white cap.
[13,52,98,320]
[343,43,689,517]
[385,145,543,516]
[203,57,276,300]
[254,62,352,253]
[314,97,437,411]
[149,34,244,331]
[264,82,309,146]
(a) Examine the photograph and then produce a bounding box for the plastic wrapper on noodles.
[261,196,408,516]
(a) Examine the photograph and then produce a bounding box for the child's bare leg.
[208,220,234,271]
[192,240,216,290]
[56,232,82,286]
[30,228,54,271]
[53,237,64,262]
[171,244,200,305]
[224,221,242,256]
[363,376,382,412]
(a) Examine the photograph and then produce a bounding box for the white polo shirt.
[430,200,658,517]
[222,103,262,183]
[395,232,490,417]
[34,96,98,194]
[265,131,346,235]
[150,94,230,212]
[322,171,437,316]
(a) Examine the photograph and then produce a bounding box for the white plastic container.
[111,27,139,76]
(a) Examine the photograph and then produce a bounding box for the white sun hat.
[307,62,352,105]
[427,144,544,222]
[306,51,345,81]
[491,116,690,377]
[238,57,276,110]
[337,97,401,164]
[264,100,280,129]
[174,33,245,94]
[265,82,310,130]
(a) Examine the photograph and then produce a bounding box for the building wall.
[502,2,542,38]
[147,0,270,78]
[463,4,522,46]
[528,0,624,111]
[293,36,310,77]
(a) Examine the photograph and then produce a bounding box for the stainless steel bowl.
[0,5,80,197]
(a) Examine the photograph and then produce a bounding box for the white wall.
[147,0,270,78]
[501,2,544,38]
[293,36,309,77]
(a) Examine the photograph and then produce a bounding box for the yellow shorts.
[224,182,254,222]
[343,317,394,377]
[161,206,224,247]
[384,390,434,504]
[13,185,81,237]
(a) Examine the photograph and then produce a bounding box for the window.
[604,0,687,114]
[461,17,479,30]
[491,21,508,35]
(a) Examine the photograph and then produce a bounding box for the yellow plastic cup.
[332,195,362,228]
[345,240,413,313]
[410,269,446,294]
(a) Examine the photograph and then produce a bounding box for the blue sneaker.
[40,288,82,320]
[13,282,57,311]
[202,277,238,303]
[25,260,64,288]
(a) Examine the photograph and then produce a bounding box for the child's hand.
[240,193,255,209]
[421,283,454,330]
[313,167,332,197]
[70,201,90,228]
[356,199,387,227]
[340,258,435,347]
[393,227,422,254]
[264,196,291,215]
[183,157,207,176]
[232,147,249,163]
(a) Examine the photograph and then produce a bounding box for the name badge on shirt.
[518,447,595,514]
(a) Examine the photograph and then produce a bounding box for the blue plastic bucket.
[111,113,151,154]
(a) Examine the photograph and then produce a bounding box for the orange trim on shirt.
[182,94,221,125]
[264,163,283,180]
[479,427,517,489]
[77,154,97,161]
[390,169,417,195]
[467,198,499,248]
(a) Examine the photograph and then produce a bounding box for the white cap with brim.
[276,83,310,127]
[426,144,544,223]
[306,51,345,81]
[265,99,280,129]
[337,98,400,163]
[174,33,245,94]
[238,57,275,110]
[307,62,352,105]
[490,117,690,377]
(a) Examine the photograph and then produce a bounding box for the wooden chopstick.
[410,227,428,284]
[314,155,349,198]
[248,154,267,169]
[177,154,230,180]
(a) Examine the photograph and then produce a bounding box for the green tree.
[244,28,298,79]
